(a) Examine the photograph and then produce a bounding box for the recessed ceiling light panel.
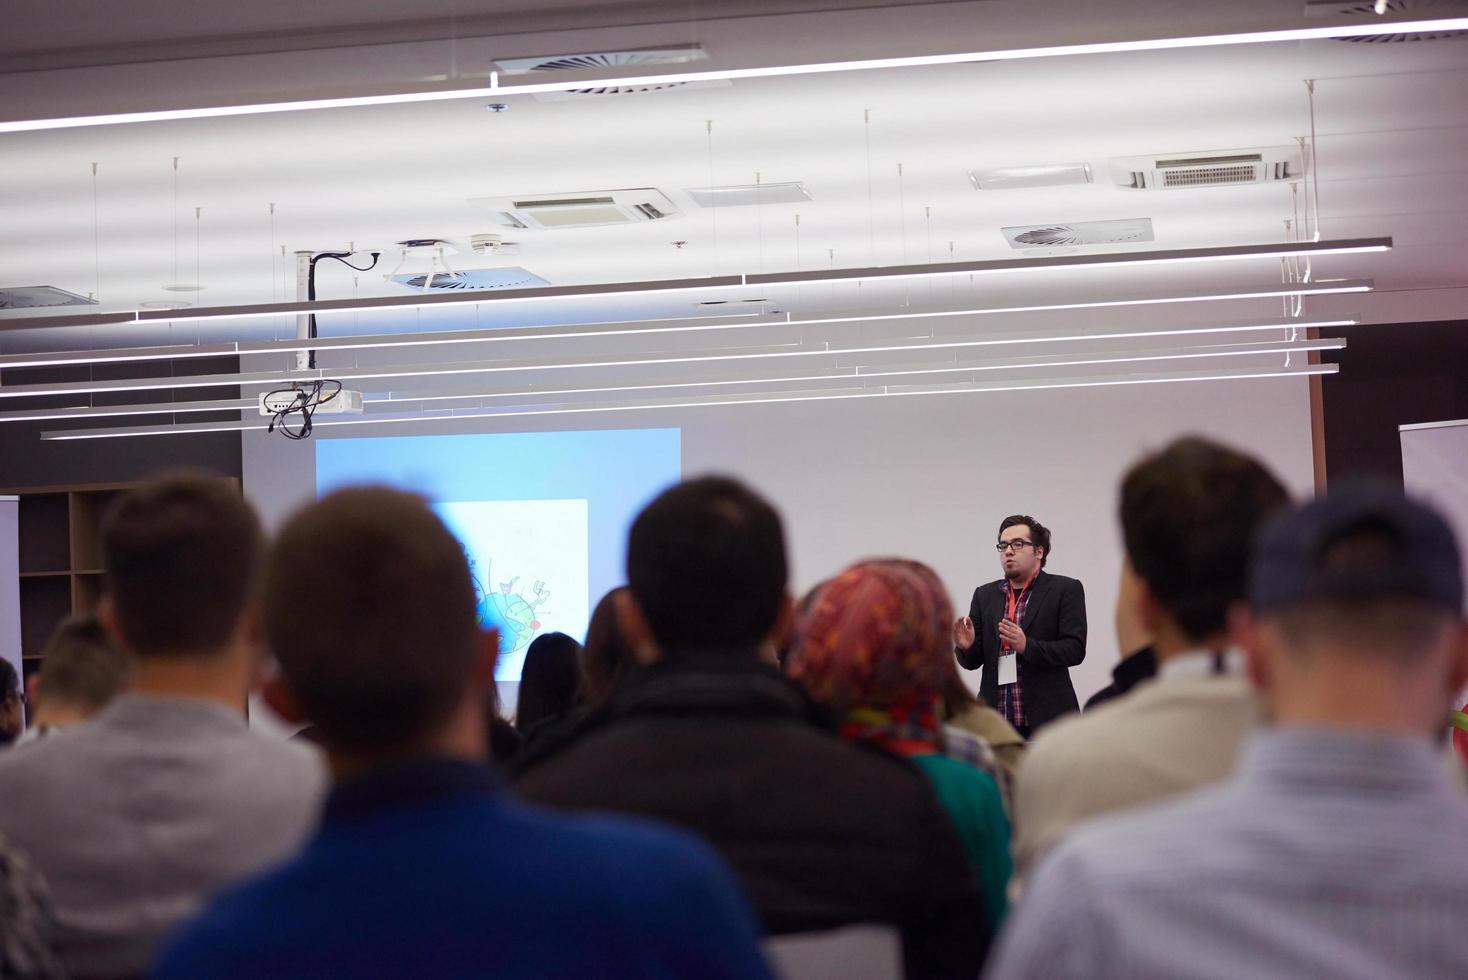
[0,285,97,309]
[969,163,1093,190]
[686,182,812,207]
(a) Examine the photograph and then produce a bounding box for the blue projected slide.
[316,428,681,679]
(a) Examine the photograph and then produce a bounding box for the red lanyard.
[1005,573,1036,621]
[1002,573,1037,650]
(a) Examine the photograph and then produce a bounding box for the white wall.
[244,374,1316,704]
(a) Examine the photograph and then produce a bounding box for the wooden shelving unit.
[3,479,237,682]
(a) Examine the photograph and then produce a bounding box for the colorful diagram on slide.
[432,498,591,680]
[468,556,551,657]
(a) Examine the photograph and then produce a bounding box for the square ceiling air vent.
[470,189,681,229]
[1303,1,1468,42]
[1001,217,1155,249]
[492,46,729,98]
[0,285,97,309]
[390,268,548,291]
[494,46,707,75]
[685,182,812,207]
[1109,147,1306,190]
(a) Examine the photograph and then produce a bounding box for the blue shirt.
[990,728,1468,980]
[155,758,774,980]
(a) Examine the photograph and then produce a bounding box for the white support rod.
[294,250,313,372]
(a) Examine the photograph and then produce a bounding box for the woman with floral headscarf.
[791,558,1012,927]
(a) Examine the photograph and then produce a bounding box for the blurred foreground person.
[992,485,1468,980]
[1013,437,1287,873]
[0,475,325,979]
[18,614,130,743]
[159,487,772,980]
[791,559,1012,928]
[518,477,989,978]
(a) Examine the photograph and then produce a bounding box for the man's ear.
[1233,605,1273,695]
[25,673,41,711]
[1131,573,1166,637]
[614,590,660,666]
[1114,561,1153,656]
[96,596,130,655]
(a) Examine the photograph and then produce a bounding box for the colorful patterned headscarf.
[791,559,955,757]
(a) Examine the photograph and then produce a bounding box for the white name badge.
[997,653,1018,687]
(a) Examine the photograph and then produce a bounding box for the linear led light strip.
[0,294,1360,370]
[0,324,1350,400]
[0,337,1346,422]
[0,241,1387,335]
[0,321,1356,420]
[40,364,1339,441]
[364,338,1345,406]
[2,19,1466,132]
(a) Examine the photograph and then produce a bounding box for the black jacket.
[957,569,1088,733]
[1083,645,1158,711]
[514,653,990,979]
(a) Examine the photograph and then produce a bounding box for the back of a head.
[36,614,130,714]
[1251,483,1465,661]
[265,487,479,755]
[793,559,955,713]
[516,632,582,732]
[580,587,634,707]
[1120,437,1289,641]
[102,474,263,658]
[626,475,788,653]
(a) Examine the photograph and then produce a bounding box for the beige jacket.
[948,702,1025,776]
[1012,651,1262,876]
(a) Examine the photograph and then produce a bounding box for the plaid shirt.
[942,724,1011,814]
[0,834,65,980]
[994,578,1036,731]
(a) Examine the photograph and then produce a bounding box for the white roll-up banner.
[1400,419,1468,612]
[0,497,21,719]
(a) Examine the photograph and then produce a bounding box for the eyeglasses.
[995,540,1034,553]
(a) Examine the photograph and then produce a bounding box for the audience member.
[158,487,773,980]
[18,614,130,744]
[0,659,21,747]
[941,665,1025,795]
[0,475,327,979]
[516,631,583,734]
[513,589,630,769]
[991,485,1468,979]
[1012,438,1286,872]
[0,832,65,979]
[484,673,523,766]
[517,477,989,978]
[791,559,1013,928]
[579,586,635,708]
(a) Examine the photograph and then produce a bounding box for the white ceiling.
[0,1,1465,378]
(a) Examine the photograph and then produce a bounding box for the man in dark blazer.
[954,515,1087,738]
